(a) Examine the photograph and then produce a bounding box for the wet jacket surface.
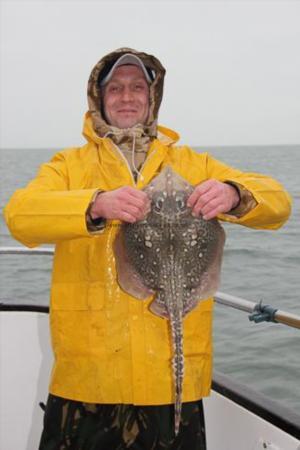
[4,114,292,405]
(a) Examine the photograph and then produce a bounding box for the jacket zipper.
[110,141,136,186]
[138,148,157,184]
[110,140,158,188]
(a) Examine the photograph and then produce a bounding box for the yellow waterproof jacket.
[4,114,291,404]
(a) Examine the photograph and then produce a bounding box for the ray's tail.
[170,310,184,435]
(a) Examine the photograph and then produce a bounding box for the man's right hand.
[90,187,151,223]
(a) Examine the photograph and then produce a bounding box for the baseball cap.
[100,53,153,86]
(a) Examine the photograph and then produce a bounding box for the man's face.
[102,65,150,129]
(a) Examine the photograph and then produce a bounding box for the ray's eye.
[175,194,186,211]
[153,195,165,212]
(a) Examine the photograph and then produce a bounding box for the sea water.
[0,145,299,412]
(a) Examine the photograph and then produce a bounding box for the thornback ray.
[113,165,226,435]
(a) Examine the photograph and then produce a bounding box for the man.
[4,48,291,449]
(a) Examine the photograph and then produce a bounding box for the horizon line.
[1,143,300,151]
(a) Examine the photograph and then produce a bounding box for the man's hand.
[187,180,240,220]
[90,187,150,223]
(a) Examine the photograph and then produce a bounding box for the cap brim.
[100,53,152,85]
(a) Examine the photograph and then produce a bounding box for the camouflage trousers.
[39,394,206,450]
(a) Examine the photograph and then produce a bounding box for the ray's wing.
[181,218,226,317]
[113,167,174,301]
[113,229,154,300]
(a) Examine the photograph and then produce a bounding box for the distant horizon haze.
[1,144,300,152]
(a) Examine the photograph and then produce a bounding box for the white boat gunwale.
[212,371,300,441]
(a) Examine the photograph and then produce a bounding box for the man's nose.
[120,87,134,102]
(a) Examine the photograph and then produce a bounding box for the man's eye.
[109,85,120,93]
[134,84,145,91]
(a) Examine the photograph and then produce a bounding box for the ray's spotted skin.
[114,166,225,435]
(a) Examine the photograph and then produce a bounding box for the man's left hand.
[187,180,240,220]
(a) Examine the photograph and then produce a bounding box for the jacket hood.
[87,47,166,138]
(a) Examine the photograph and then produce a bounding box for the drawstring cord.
[131,131,144,182]
[104,129,144,183]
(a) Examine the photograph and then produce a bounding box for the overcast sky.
[1,0,300,148]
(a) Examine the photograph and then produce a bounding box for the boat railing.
[1,246,300,330]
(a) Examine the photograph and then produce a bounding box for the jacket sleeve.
[205,153,292,230]
[3,151,100,247]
